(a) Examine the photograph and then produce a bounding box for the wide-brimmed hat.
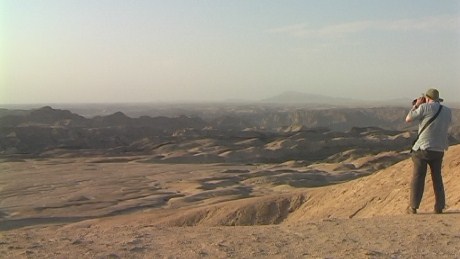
[424,88,444,102]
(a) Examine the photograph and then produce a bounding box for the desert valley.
[1,103,460,258]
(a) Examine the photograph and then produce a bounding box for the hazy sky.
[2,0,460,104]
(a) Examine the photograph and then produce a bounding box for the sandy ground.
[1,145,460,258]
[1,214,459,258]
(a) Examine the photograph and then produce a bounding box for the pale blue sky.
[1,0,459,104]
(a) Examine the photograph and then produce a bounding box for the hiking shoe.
[434,208,443,214]
[407,207,417,214]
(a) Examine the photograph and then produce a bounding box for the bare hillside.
[128,144,459,227]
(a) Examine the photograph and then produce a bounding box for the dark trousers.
[410,150,445,210]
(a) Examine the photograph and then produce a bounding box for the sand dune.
[1,145,460,258]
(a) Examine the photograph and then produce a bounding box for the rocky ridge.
[1,106,458,164]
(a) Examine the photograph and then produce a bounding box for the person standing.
[405,88,452,214]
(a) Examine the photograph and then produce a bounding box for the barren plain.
[1,105,459,258]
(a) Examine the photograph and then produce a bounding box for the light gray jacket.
[407,102,452,152]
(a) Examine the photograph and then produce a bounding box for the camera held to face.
[412,96,426,106]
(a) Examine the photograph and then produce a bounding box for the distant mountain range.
[261,91,354,104]
[260,91,411,107]
[1,105,459,159]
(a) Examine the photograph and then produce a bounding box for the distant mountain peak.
[261,91,352,104]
